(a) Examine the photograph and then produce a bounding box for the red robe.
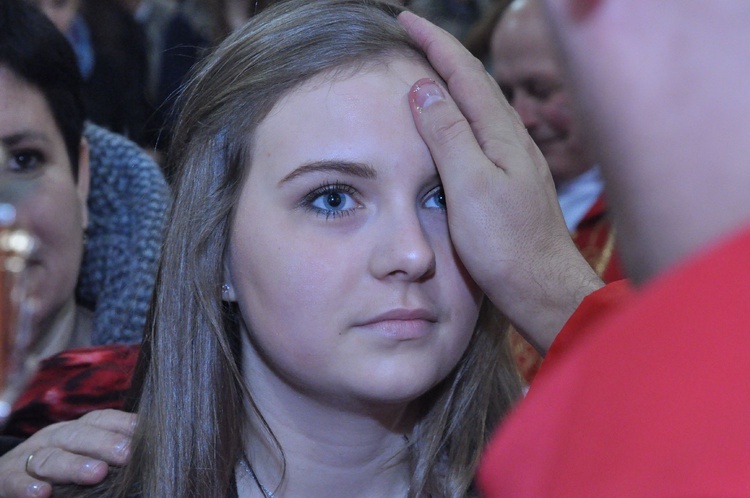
[479,226,750,497]
[2,344,139,437]
[511,195,624,384]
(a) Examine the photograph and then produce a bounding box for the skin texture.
[226,58,482,497]
[398,11,602,353]
[490,0,594,186]
[0,67,89,348]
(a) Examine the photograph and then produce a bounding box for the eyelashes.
[300,182,362,220]
[7,148,46,174]
[299,182,447,221]
[423,185,446,211]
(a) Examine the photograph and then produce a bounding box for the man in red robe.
[489,0,623,383]
[402,0,750,494]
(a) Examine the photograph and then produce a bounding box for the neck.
[238,434,411,498]
[239,339,416,497]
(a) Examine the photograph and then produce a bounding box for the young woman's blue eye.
[303,183,361,219]
[315,191,348,209]
[423,186,446,210]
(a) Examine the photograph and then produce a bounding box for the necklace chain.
[240,436,411,498]
[240,456,277,498]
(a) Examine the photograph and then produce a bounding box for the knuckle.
[427,113,469,146]
[32,423,58,440]
[57,425,85,450]
[79,410,105,425]
[30,447,56,475]
[82,409,134,432]
[35,420,73,447]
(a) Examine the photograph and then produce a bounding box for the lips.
[530,133,558,148]
[361,308,436,324]
[355,308,438,340]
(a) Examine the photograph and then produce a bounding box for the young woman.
[97,1,521,496]
[7,1,521,496]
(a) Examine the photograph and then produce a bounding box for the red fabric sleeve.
[2,344,139,438]
[479,227,750,497]
[543,279,633,364]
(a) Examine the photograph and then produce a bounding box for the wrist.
[490,250,603,356]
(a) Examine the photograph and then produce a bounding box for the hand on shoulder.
[0,409,134,498]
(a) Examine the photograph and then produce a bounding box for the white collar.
[556,166,605,232]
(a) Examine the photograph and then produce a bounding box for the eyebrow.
[278,160,378,186]
[1,131,51,147]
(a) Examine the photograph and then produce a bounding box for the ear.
[76,138,90,229]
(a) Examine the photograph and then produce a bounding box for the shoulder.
[478,227,750,496]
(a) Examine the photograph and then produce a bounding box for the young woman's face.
[226,58,483,408]
[0,67,88,337]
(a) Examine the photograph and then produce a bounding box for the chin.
[354,364,453,406]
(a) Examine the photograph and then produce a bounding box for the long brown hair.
[96,1,521,496]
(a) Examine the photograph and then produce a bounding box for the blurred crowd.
[27,0,501,181]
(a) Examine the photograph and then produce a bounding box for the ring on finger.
[25,452,35,474]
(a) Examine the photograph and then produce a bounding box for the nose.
[369,209,436,282]
[511,91,539,129]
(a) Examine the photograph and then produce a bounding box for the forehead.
[250,57,438,175]
[491,8,561,78]
[0,67,57,134]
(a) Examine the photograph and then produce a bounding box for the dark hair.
[0,0,86,177]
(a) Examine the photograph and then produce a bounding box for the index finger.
[77,410,136,437]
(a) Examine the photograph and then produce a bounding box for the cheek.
[229,222,355,355]
[445,254,484,339]
[234,225,349,302]
[445,254,483,318]
[542,96,574,134]
[27,176,84,249]
[428,220,484,324]
[21,179,85,320]
[431,245,482,382]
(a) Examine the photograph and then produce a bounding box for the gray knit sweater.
[76,123,170,345]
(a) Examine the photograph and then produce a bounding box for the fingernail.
[26,482,46,497]
[114,438,130,458]
[411,78,444,112]
[81,460,104,477]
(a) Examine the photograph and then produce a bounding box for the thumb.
[408,78,500,196]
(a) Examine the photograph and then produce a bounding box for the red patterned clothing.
[511,195,625,384]
[479,227,750,497]
[571,196,623,283]
[2,344,139,437]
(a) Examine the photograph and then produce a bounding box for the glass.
[0,150,38,428]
